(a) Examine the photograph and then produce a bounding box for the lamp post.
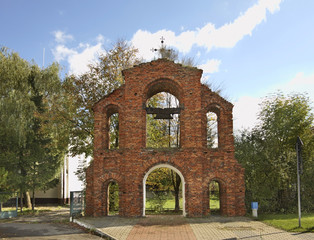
[296,136,303,228]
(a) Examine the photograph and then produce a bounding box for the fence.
[70,191,85,220]
[0,192,18,219]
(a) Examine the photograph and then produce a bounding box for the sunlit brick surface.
[86,59,246,217]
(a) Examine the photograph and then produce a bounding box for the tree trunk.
[170,170,181,212]
[20,190,23,212]
[174,173,181,211]
[32,189,35,211]
[24,192,32,209]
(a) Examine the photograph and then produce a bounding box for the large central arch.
[143,163,186,216]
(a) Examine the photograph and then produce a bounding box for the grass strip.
[258,213,314,233]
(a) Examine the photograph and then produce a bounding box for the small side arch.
[142,163,186,216]
[208,177,227,215]
[101,178,120,216]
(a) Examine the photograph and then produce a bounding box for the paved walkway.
[75,215,314,240]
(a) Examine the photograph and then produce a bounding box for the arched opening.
[143,164,185,216]
[146,92,180,148]
[109,113,119,149]
[206,111,218,148]
[104,105,119,150]
[107,181,119,215]
[209,180,220,214]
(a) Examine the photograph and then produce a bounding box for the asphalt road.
[0,222,102,239]
[0,208,103,240]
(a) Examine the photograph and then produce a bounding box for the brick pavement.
[127,216,196,240]
[75,215,314,240]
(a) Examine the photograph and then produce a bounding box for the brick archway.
[142,163,186,216]
[86,59,246,217]
[144,78,183,103]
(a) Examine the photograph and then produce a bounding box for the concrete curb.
[73,218,117,240]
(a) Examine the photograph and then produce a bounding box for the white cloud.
[68,43,103,75]
[95,34,106,44]
[267,72,314,105]
[52,45,77,62]
[205,0,282,50]
[53,30,73,43]
[284,72,314,94]
[131,0,283,60]
[52,32,105,75]
[131,29,177,60]
[198,59,221,74]
[233,96,262,131]
[233,71,314,132]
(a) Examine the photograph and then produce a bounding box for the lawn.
[258,213,314,233]
[146,198,183,210]
[210,196,220,210]
[1,206,66,216]
[146,197,220,215]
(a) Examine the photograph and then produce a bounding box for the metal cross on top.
[151,36,165,53]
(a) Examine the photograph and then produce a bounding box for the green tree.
[236,92,314,212]
[61,41,140,186]
[63,40,140,157]
[26,65,68,210]
[0,167,9,211]
[146,167,182,212]
[0,48,68,210]
[146,92,181,148]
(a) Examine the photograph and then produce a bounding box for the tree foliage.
[146,167,182,211]
[146,92,180,148]
[62,40,140,157]
[61,41,140,187]
[235,92,314,213]
[0,48,68,209]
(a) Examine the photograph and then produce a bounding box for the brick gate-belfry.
[85,58,246,217]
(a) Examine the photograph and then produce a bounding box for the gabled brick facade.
[85,59,246,217]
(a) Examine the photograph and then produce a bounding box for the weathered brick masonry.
[85,58,246,217]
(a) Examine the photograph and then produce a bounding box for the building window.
[146,92,180,148]
[206,111,218,148]
[109,113,119,149]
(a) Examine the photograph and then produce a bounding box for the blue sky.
[1,0,314,131]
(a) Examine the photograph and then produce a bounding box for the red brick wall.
[85,59,246,217]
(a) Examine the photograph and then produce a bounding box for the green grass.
[210,197,220,210]
[146,198,220,209]
[258,213,314,233]
[146,197,220,215]
[1,206,66,216]
[146,198,183,210]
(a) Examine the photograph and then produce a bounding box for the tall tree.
[60,41,140,185]
[0,48,68,210]
[236,92,314,212]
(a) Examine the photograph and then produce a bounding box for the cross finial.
[151,36,165,52]
[160,36,165,47]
